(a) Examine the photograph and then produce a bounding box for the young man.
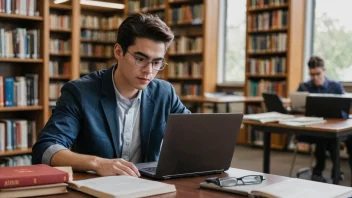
[298,56,352,183]
[32,13,190,177]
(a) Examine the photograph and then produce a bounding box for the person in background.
[32,13,190,177]
[298,56,352,184]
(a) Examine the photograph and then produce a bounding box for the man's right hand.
[95,158,141,177]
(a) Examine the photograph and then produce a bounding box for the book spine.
[0,172,69,188]
[4,77,14,107]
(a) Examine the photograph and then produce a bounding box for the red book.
[0,164,69,188]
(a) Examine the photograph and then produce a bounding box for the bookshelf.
[0,0,49,160]
[238,0,305,148]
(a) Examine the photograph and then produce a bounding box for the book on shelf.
[1,75,38,107]
[49,14,71,30]
[247,80,286,97]
[0,0,39,16]
[248,0,288,9]
[49,61,70,76]
[243,111,294,123]
[50,39,71,54]
[278,116,326,126]
[81,15,122,30]
[140,0,165,10]
[169,36,203,54]
[68,175,176,198]
[80,43,113,57]
[0,155,32,167]
[0,28,40,59]
[200,177,352,198]
[168,61,202,78]
[248,10,288,31]
[248,33,287,53]
[168,4,204,25]
[49,82,64,101]
[128,0,140,13]
[81,30,116,42]
[248,57,286,75]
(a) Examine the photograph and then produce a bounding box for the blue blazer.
[32,66,190,164]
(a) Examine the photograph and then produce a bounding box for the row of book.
[49,82,64,101]
[0,155,31,167]
[248,0,288,8]
[248,10,288,31]
[168,61,202,78]
[49,61,70,77]
[50,39,70,54]
[247,57,286,75]
[128,0,140,13]
[171,83,201,96]
[168,4,204,25]
[80,61,109,75]
[0,0,39,16]
[80,44,113,58]
[140,0,164,10]
[0,28,40,59]
[247,80,286,97]
[248,33,287,53]
[169,36,203,54]
[0,120,36,151]
[0,75,38,107]
[81,30,116,42]
[49,14,71,30]
[81,15,122,30]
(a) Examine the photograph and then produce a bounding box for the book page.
[69,176,176,197]
[244,112,294,123]
[251,178,352,198]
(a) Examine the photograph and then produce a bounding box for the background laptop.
[135,113,243,179]
[305,95,352,119]
[262,92,288,114]
[290,91,309,111]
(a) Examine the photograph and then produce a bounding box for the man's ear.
[114,43,123,60]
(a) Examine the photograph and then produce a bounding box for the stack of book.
[0,164,71,198]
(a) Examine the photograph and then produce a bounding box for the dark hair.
[308,56,324,69]
[117,13,174,55]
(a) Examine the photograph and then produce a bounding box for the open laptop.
[262,92,288,114]
[290,91,309,112]
[305,95,352,119]
[135,113,243,179]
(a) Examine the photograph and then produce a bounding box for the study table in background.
[243,118,352,184]
[43,168,287,198]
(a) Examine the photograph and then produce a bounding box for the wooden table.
[44,168,288,198]
[243,118,352,184]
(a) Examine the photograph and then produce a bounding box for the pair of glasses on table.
[205,175,265,187]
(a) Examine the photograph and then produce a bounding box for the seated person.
[32,13,190,177]
[298,56,352,183]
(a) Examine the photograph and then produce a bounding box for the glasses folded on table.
[205,175,265,187]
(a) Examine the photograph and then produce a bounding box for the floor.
[230,145,351,187]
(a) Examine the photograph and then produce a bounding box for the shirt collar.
[112,65,142,106]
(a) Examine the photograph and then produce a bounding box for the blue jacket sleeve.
[32,82,82,164]
[169,83,191,114]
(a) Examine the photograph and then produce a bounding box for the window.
[221,0,246,82]
[312,0,352,81]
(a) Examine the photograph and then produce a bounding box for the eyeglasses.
[127,50,167,71]
[205,175,265,187]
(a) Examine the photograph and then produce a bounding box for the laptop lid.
[290,91,309,109]
[148,113,243,179]
[305,95,351,119]
[262,92,287,114]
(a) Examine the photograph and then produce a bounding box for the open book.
[200,177,352,198]
[243,112,294,123]
[68,176,176,198]
[278,116,326,126]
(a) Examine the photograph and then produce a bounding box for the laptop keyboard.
[142,167,157,173]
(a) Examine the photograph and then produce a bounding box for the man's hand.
[95,158,141,177]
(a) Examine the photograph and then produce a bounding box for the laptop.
[135,113,243,179]
[290,91,309,112]
[262,92,288,114]
[305,95,352,119]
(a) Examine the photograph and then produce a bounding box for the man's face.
[115,38,166,90]
[309,67,325,86]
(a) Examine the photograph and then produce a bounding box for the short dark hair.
[308,56,324,69]
[117,13,174,55]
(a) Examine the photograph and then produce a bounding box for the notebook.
[200,177,352,198]
[278,116,326,126]
[243,112,294,123]
[68,176,176,198]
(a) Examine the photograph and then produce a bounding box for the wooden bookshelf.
[80,39,115,44]
[49,76,71,80]
[168,77,203,81]
[0,13,44,21]
[0,0,48,159]
[240,0,306,149]
[80,55,113,59]
[49,4,72,10]
[50,29,71,33]
[0,148,32,157]
[168,52,203,57]
[50,53,71,57]
[0,58,43,63]
[0,106,43,112]
[169,0,203,6]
